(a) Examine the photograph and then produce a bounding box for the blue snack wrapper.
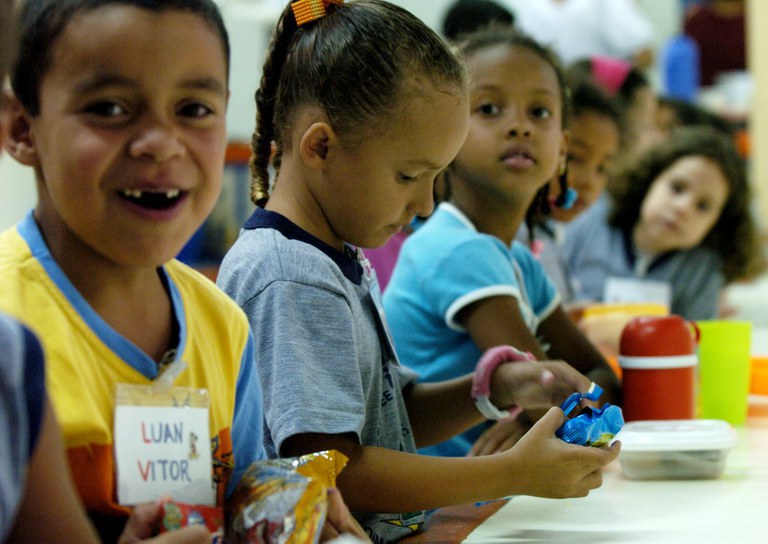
[556,383,624,447]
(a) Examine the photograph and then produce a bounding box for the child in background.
[563,126,763,324]
[519,77,623,305]
[441,0,515,41]
[365,0,517,293]
[568,55,661,159]
[217,2,619,541]
[383,28,620,459]
[0,1,268,540]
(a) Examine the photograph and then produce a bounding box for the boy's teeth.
[122,189,181,199]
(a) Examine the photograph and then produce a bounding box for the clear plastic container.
[615,420,736,480]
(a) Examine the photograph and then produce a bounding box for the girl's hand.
[468,416,532,456]
[320,487,371,542]
[490,359,592,412]
[500,407,620,498]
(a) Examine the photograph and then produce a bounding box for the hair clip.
[591,55,632,96]
[292,0,343,27]
[555,187,578,210]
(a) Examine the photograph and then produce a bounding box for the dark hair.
[610,126,763,282]
[0,0,16,85]
[11,0,230,116]
[567,57,649,118]
[251,0,468,207]
[453,27,570,233]
[442,0,515,42]
[569,76,623,134]
[657,95,737,136]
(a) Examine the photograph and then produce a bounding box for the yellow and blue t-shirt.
[0,212,265,522]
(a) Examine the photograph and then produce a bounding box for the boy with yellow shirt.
[0,0,265,540]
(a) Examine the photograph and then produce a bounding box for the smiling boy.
[0,1,265,540]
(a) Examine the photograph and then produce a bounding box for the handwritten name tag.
[114,394,214,506]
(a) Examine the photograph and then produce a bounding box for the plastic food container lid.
[614,419,736,452]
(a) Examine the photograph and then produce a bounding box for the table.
[462,413,768,543]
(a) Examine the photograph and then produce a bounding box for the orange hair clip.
[292,0,344,27]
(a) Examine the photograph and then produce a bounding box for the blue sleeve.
[226,331,266,498]
[425,238,521,328]
[21,326,45,459]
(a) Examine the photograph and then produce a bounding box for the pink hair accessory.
[591,55,632,96]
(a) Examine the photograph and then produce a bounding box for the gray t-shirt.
[562,196,723,320]
[517,219,576,305]
[217,208,425,543]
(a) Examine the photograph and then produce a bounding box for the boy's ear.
[299,121,338,169]
[2,92,38,166]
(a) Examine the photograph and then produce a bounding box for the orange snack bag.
[226,450,349,544]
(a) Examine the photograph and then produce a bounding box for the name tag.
[114,384,215,506]
[604,277,672,307]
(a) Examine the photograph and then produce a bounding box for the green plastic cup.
[697,320,752,425]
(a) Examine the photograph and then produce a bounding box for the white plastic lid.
[613,419,737,452]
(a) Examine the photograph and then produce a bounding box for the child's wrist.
[471,345,535,421]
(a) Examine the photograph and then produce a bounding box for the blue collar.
[243,207,363,285]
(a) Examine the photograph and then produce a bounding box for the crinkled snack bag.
[556,383,624,447]
[226,450,349,544]
[159,501,224,542]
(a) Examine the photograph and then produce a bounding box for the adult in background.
[503,0,654,68]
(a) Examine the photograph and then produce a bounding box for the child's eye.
[398,173,416,183]
[476,103,500,116]
[670,180,686,194]
[697,199,712,212]
[178,102,214,119]
[83,100,127,118]
[531,106,552,119]
[567,153,583,165]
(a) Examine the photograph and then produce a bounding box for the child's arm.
[280,408,619,513]
[458,296,620,404]
[403,356,592,447]
[538,307,621,405]
[455,296,619,455]
[458,295,550,358]
[8,400,101,543]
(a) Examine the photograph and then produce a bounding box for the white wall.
[0,154,36,230]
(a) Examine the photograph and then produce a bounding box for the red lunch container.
[619,315,700,421]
